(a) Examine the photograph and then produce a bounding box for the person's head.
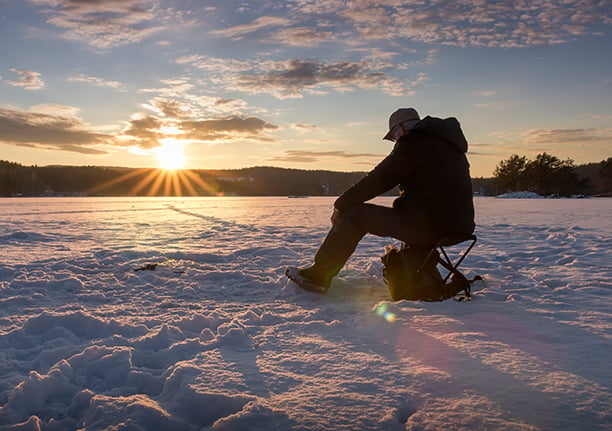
[383,108,420,141]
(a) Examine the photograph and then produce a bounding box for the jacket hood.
[411,116,468,153]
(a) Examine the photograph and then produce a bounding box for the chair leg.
[438,236,477,282]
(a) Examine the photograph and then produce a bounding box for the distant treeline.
[1,156,610,197]
[0,161,366,197]
[492,154,612,197]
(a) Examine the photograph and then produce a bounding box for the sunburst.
[87,167,221,197]
[87,135,223,196]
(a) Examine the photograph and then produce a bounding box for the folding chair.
[419,233,478,299]
[432,234,477,282]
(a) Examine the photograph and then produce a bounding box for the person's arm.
[333,149,407,212]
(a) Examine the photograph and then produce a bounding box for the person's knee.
[338,204,368,226]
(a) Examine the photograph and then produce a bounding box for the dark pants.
[313,203,442,279]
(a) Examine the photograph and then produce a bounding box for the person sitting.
[286,108,475,293]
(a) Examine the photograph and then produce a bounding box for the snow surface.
[0,196,610,431]
[496,192,552,199]
[495,192,589,199]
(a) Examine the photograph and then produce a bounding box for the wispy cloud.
[490,127,612,145]
[138,78,254,119]
[292,124,318,132]
[6,69,45,90]
[486,127,612,161]
[473,103,505,110]
[27,0,162,49]
[474,90,496,97]
[179,116,279,142]
[178,55,419,98]
[210,14,338,47]
[26,1,611,52]
[520,128,612,145]
[270,149,383,163]
[271,27,338,47]
[0,100,279,154]
[67,74,125,90]
[115,111,280,149]
[0,106,109,154]
[204,0,611,49]
[210,16,291,39]
[342,0,611,48]
[232,59,405,98]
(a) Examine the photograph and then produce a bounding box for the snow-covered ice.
[0,196,610,430]
[495,191,589,199]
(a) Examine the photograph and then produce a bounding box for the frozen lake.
[0,196,610,430]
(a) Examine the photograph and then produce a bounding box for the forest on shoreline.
[1,155,610,198]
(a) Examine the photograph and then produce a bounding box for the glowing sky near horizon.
[0,0,611,177]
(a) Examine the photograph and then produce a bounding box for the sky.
[0,0,611,178]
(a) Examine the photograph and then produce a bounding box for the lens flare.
[375,303,396,323]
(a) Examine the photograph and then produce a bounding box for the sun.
[156,140,186,170]
[89,138,223,196]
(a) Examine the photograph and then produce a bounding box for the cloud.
[270,149,383,163]
[0,99,280,155]
[0,106,109,154]
[520,128,612,144]
[67,74,125,90]
[204,0,611,49]
[124,80,280,146]
[179,116,279,142]
[405,1,606,47]
[138,79,252,118]
[117,115,163,149]
[488,128,612,147]
[6,69,45,90]
[272,27,338,47]
[26,0,611,52]
[118,112,279,148]
[211,15,337,46]
[473,103,505,110]
[292,124,318,132]
[474,90,496,97]
[142,99,192,119]
[210,16,291,39]
[486,127,612,162]
[27,0,163,49]
[179,55,417,98]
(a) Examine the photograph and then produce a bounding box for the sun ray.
[87,168,151,195]
[163,171,173,196]
[86,164,223,197]
[148,169,168,196]
[168,170,182,196]
[128,169,160,196]
[177,170,198,196]
[182,169,220,196]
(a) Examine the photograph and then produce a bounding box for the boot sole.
[285,267,328,294]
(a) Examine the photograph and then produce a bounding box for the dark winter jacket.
[334,116,475,238]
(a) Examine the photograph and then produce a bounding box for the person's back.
[392,116,475,242]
